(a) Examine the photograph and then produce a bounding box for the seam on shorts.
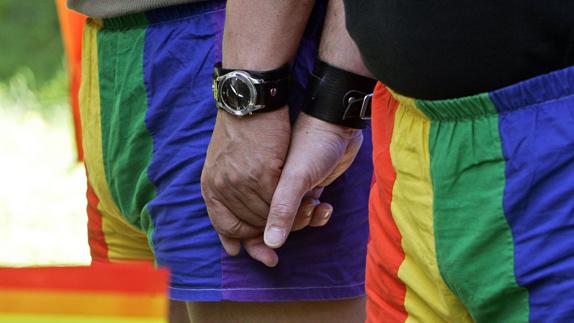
[496,92,574,117]
[146,7,225,28]
[169,281,365,292]
[421,90,574,123]
[101,8,225,30]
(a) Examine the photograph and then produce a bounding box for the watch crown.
[212,80,218,100]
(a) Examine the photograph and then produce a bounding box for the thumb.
[318,130,363,187]
[263,113,361,249]
[264,171,310,248]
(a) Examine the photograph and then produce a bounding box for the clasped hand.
[201,107,363,267]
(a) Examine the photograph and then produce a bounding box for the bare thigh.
[186,297,366,323]
[171,300,191,323]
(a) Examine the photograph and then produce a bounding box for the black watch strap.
[253,77,289,110]
[302,61,376,129]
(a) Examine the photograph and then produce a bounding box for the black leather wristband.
[302,61,376,129]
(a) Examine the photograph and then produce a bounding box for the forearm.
[261,0,371,250]
[318,0,372,78]
[223,0,315,70]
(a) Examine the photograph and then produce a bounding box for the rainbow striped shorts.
[79,1,372,302]
[367,66,574,322]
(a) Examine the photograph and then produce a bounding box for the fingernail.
[307,199,320,217]
[264,226,286,248]
[323,210,332,219]
[306,209,313,218]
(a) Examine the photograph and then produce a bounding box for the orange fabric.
[366,83,408,323]
[86,175,109,262]
[0,290,166,317]
[56,0,86,161]
[0,264,168,321]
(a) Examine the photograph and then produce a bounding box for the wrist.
[219,105,289,125]
[213,63,290,117]
[222,59,290,72]
[298,112,362,139]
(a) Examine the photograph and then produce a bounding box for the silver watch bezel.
[215,71,264,117]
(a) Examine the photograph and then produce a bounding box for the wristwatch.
[212,63,289,117]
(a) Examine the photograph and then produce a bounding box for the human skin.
[263,0,372,249]
[187,298,366,323]
[201,0,328,268]
[196,0,369,322]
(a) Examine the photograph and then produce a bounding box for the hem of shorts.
[169,282,365,302]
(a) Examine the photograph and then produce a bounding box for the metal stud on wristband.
[302,61,376,129]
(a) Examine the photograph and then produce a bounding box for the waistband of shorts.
[388,65,574,121]
[100,0,226,29]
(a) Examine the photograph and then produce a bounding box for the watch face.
[220,74,253,113]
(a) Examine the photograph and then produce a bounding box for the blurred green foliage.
[0,67,68,118]
[0,0,64,86]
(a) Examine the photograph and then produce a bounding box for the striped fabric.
[79,0,372,302]
[81,15,158,263]
[367,66,574,322]
[0,264,168,322]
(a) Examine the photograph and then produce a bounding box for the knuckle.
[200,170,212,189]
[246,172,259,188]
[227,172,243,187]
[200,165,211,181]
[208,218,226,235]
[269,203,294,221]
[248,166,280,190]
[200,179,212,197]
[213,175,226,190]
[205,208,223,225]
[218,219,243,238]
[283,170,313,192]
[250,216,267,228]
[282,170,302,183]
[266,158,284,174]
[217,225,236,238]
[300,201,315,216]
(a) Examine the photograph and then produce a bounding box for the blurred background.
[0,0,90,266]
